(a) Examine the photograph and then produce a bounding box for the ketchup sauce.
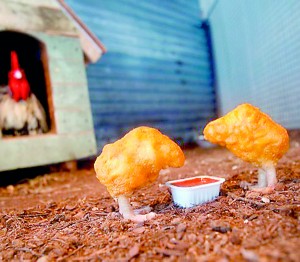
[171,177,218,187]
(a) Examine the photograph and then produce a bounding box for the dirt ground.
[0,134,300,261]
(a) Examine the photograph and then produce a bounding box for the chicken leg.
[251,163,277,193]
[117,195,156,223]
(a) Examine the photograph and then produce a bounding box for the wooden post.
[61,160,78,172]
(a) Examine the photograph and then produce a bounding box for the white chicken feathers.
[0,90,48,136]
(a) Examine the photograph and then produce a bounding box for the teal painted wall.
[201,0,300,128]
[66,0,215,149]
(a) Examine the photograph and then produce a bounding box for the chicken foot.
[117,195,156,223]
[251,163,277,193]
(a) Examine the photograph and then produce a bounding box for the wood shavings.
[0,144,300,261]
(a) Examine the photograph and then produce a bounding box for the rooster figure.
[0,51,48,137]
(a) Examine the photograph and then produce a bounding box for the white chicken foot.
[117,195,156,223]
[251,164,277,193]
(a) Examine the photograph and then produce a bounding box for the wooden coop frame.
[0,0,106,171]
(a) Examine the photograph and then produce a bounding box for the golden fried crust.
[94,126,185,197]
[203,103,289,166]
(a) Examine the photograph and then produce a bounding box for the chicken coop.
[0,0,106,171]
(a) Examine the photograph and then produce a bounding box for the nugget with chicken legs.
[94,126,185,222]
[204,103,289,193]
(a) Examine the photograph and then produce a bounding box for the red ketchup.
[171,177,219,187]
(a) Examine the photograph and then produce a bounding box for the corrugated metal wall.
[66,0,216,149]
[200,0,300,129]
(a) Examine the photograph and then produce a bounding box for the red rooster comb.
[11,51,20,71]
[8,50,31,101]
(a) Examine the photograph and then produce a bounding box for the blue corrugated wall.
[66,0,215,149]
[201,0,300,129]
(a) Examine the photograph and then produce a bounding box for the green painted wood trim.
[54,108,94,134]
[48,57,87,83]
[32,34,94,136]
[52,84,90,108]
[39,35,87,84]
[0,132,97,171]
[34,33,82,59]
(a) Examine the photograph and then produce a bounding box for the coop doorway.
[0,31,55,137]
